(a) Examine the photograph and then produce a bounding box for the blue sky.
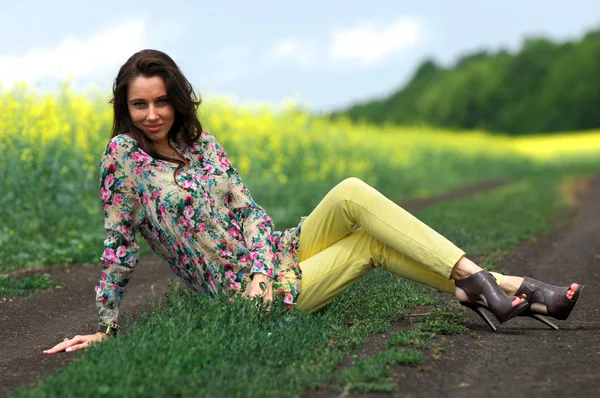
[1,1,599,111]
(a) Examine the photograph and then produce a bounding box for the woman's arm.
[43,137,141,354]
[203,132,276,304]
[205,131,277,280]
[95,137,141,326]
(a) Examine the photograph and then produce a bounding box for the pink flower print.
[180,255,189,264]
[113,194,123,204]
[219,249,232,258]
[250,252,259,260]
[104,174,115,189]
[225,270,236,281]
[100,188,111,201]
[227,228,240,238]
[116,246,127,257]
[253,243,264,250]
[131,152,152,163]
[200,175,210,181]
[229,281,240,291]
[184,206,194,219]
[120,225,131,235]
[254,261,263,269]
[103,248,119,263]
[219,156,230,168]
[202,164,215,173]
[151,190,161,200]
[181,179,197,190]
[107,163,118,172]
[183,232,192,240]
[198,223,206,232]
[239,255,250,264]
[142,194,150,206]
[109,141,117,155]
[185,196,194,204]
[266,268,273,278]
[231,219,241,230]
[283,293,294,305]
[178,216,195,228]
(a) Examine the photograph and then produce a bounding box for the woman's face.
[127,75,175,146]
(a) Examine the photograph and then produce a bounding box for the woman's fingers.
[265,282,273,302]
[42,334,104,354]
[65,341,89,352]
[43,336,77,354]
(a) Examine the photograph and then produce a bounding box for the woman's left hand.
[244,273,273,307]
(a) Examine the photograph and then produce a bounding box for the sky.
[1,1,599,111]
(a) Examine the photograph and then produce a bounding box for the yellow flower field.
[1,84,600,270]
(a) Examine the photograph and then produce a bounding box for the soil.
[327,175,600,398]
[1,176,597,397]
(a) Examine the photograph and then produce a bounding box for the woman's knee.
[332,177,371,199]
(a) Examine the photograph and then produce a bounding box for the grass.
[11,170,594,398]
[0,273,61,296]
[333,303,464,394]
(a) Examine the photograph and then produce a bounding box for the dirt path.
[0,259,174,396]
[382,175,600,397]
[0,178,507,397]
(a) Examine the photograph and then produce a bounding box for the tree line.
[336,27,600,135]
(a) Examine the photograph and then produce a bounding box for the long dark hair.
[110,49,203,175]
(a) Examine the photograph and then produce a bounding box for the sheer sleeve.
[95,136,141,326]
[203,131,276,279]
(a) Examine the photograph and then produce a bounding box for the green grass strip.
[0,273,61,297]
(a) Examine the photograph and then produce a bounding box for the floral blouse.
[96,131,304,327]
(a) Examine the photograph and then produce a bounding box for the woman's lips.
[145,124,163,133]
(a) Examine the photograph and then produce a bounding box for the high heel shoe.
[455,271,530,332]
[515,277,583,330]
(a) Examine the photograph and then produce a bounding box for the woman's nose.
[146,105,158,121]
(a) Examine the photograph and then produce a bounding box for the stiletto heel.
[530,314,559,330]
[515,277,583,329]
[456,270,529,332]
[461,302,498,332]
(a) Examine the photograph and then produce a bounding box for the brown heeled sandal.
[455,271,530,332]
[515,277,583,330]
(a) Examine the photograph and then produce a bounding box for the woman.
[43,49,581,354]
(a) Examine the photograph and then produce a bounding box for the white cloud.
[0,19,148,88]
[269,39,318,69]
[329,17,422,65]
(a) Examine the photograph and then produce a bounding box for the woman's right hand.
[42,332,109,354]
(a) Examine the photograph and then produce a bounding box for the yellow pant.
[296,178,466,312]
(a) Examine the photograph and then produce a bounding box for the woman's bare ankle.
[499,275,524,296]
[450,256,484,281]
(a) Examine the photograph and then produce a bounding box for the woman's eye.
[133,102,146,108]
[158,98,169,104]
